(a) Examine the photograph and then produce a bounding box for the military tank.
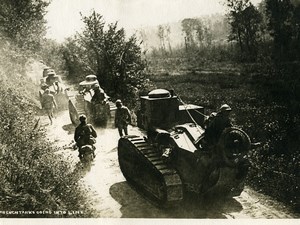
[118,89,251,206]
[68,75,116,126]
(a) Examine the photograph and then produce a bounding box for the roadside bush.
[0,44,97,217]
[62,11,148,109]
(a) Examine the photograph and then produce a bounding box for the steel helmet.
[219,104,232,112]
[93,83,100,89]
[79,114,87,122]
[116,99,122,107]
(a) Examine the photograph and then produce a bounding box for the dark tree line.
[146,0,300,63]
[265,0,300,61]
[226,0,262,61]
[227,0,300,62]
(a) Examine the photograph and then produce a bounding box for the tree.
[157,24,172,54]
[265,0,296,61]
[181,18,198,51]
[0,0,50,51]
[226,0,262,61]
[62,36,90,81]
[157,25,166,53]
[64,10,147,107]
[165,24,172,53]
[195,19,204,47]
[181,18,213,51]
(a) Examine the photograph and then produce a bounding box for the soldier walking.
[115,99,131,137]
[41,89,57,125]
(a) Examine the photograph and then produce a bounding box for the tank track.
[75,94,86,115]
[118,135,183,207]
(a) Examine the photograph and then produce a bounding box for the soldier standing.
[115,99,132,137]
[204,104,233,146]
[91,84,106,104]
[41,89,57,125]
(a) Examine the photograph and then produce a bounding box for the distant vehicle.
[68,75,116,126]
[118,89,252,207]
[42,67,56,78]
[39,68,68,110]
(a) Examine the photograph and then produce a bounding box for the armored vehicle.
[68,75,116,126]
[42,67,56,78]
[118,89,251,206]
[39,70,68,110]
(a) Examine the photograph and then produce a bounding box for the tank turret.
[68,75,116,126]
[118,89,251,206]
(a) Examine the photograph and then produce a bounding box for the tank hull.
[68,92,116,126]
[117,89,251,207]
[118,136,183,206]
[118,125,251,206]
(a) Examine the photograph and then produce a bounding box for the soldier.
[203,104,233,146]
[53,81,63,95]
[45,71,56,86]
[91,84,106,104]
[115,99,132,137]
[41,89,57,125]
[74,115,97,159]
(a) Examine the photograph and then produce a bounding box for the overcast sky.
[45,0,262,42]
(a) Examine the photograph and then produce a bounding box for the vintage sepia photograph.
[0,0,299,223]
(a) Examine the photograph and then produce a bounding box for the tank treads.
[124,136,183,205]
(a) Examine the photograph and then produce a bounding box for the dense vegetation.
[61,10,149,107]
[146,58,299,210]
[137,0,299,211]
[0,0,299,215]
[0,0,97,217]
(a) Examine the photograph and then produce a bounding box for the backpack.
[77,124,96,146]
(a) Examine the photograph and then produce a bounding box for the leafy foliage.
[38,39,66,73]
[146,60,299,211]
[226,0,262,61]
[0,0,49,52]
[62,10,148,107]
[0,93,95,216]
[0,39,96,218]
[181,18,213,51]
[265,0,300,61]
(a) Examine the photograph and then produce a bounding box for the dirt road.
[29,61,298,219]
[38,109,299,219]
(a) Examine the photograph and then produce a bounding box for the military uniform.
[115,104,131,137]
[91,89,105,104]
[42,91,57,124]
[205,112,232,145]
[74,123,97,147]
[203,104,233,146]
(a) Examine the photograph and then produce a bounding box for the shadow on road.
[109,181,243,218]
[68,161,94,183]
